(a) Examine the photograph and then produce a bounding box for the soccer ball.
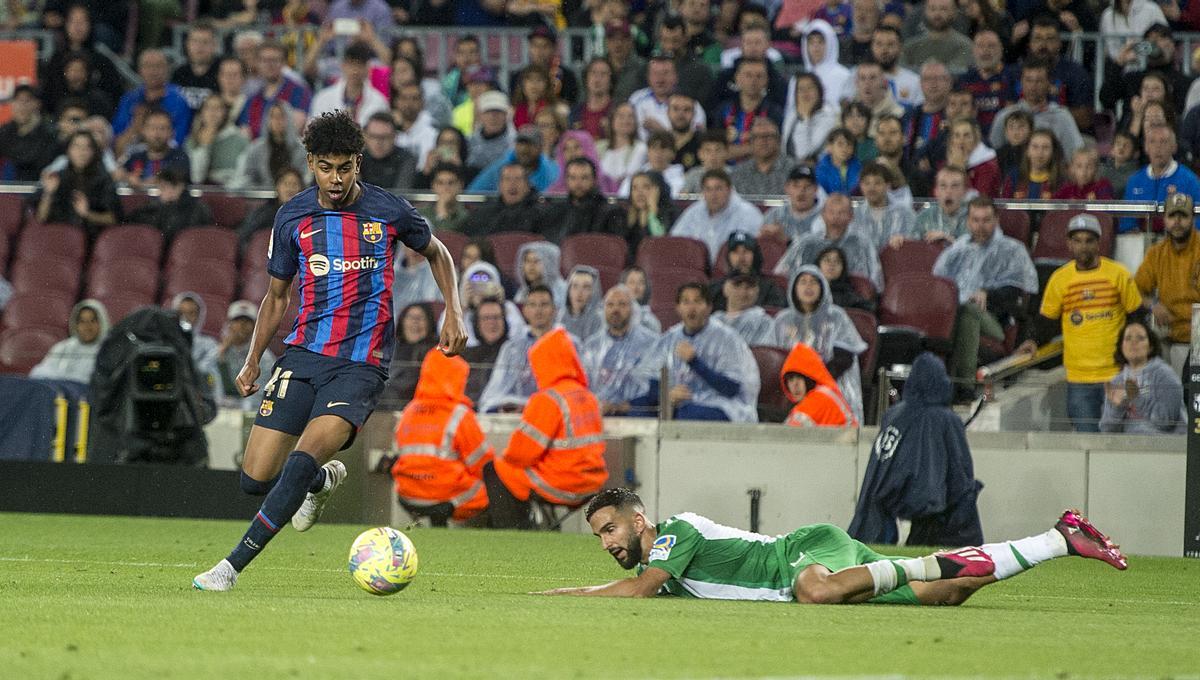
[347,527,419,596]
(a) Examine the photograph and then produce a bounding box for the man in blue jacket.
[1120,125,1200,234]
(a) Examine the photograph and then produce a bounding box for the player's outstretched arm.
[420,235,467,356]
[536,567,671,598]
[236,276,292,396]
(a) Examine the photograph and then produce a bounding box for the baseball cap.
[1165,192,1195,217]
[787,165,816,183]
[515,124,542,147]
[727,231,757,252]
[476,90,511,114]
[226,300,257,322]
[605,19,632,38]
[1067,213,1102,237]
[528,25,557,43]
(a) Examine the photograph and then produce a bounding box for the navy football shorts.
[254,347,387,449]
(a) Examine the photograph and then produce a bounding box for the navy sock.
[226,451,321,572]
[240,470,279,496]
[308,466,327,493]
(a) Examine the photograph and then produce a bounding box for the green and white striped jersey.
[642,513,796,601]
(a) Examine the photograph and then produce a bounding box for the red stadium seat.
[487,231,542,274]
[1034,210,1116,262]
[92,224,164,264]
[880,240,947,283]
[648,266,707,328]
[204,194,260,229]
[1,291,75,333]
[243,228,272,263]
[560,233,629,274]
[201,298,232,337]
[594,264,623,292]
[0,233,9,277]
[750,344,789,423]
[163,258,238,302]
[998,209,1031,246]
[119,192,153,217]
[877,272,958,366]
[636,236,710,276]
[0,193,26,239]
[239,266,272,302]
[848,275,876,305]
[0,326,62,374]
[434,230,470,261]
[15,222,86,265]
[10,257,81,297]
[87,258,161,299]
[167,226,239,269]
[94,292,154,326]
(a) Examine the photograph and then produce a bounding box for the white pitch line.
[1,556,1197,605]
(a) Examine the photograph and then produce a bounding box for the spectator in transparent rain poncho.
[581,285,661,415]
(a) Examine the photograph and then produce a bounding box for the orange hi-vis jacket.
[782,342,858,428]
[391,348,493,521]
[494,328,608,505]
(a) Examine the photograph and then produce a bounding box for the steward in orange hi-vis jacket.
[782,343,858,428]
[484,327,608,529]
[391,348,493,526]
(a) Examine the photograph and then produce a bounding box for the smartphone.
[333,18,361,36]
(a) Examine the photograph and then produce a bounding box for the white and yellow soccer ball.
[347,527,419,596]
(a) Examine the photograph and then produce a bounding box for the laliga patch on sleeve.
[649,535,677,563]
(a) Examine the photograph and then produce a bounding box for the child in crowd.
[996,109,1033,181]
[1052,147,1115,200]
[841,102,877,162]
[682,130,731,193]
[781,342,858,428]
[1002,129,1062,199]
[1099,130,1140,197]
[815,127,862,195]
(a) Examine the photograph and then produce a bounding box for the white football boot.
[192,559,238,591]
[291,460,347,532]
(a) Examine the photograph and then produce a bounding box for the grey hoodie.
[772,265,867,421]
[29,299,110,384]
[557,265,605,341]
[450,261,527,347]
[513,241,568,306]
[171,291,221,401]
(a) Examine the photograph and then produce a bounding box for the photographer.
[1101,24,1194,117]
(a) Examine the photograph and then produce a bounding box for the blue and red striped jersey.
[267,182,432,366]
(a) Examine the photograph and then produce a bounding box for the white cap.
[226,300,257,322]
[477,91,511,114]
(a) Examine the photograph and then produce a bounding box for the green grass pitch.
[1,513,1197,679]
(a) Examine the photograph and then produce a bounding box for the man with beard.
[0,85,58,181]
[581,285,661,415]
[900,0,973,74]
[539,488,1126,602]
[667,93,703,170]
[842,26,922,107]
[629,53,707,141]
[729,118,796,197]
[605,20,647,104]
[989,60,1084,160]
[114,108,191,190]
[873,114,922,201]
[541,158,625,243]
[1134,193,1200,373]
[1023,15,1094,133]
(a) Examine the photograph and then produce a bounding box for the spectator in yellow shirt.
[1134,192,1200,374]
[1018,214,1144,432]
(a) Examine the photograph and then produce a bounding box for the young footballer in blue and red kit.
[194,111,468,591]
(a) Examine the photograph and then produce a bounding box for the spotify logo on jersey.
[309,254,331,276]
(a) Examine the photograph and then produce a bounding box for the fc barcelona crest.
[361,221,384,243]
[259,399,274,417]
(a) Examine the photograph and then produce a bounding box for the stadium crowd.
[2,0,1199,457]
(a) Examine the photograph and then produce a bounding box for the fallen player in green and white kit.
[540,488,1127,604]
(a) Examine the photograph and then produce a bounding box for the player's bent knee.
[240,470,275,496]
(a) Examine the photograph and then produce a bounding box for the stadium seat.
[434,230,469,261]
[87,258,161,299]
[845,307,879,424]
[487,231,542,273]
[636,236,710,276]
[119,192,152,217]
[243,228,272,262]
[94,292,154,326]
[750,345,789,423]
[239,266,272,302]
[1034,210,1116,262]
[594,264,623,292]
[9,257,82,297]
[0,232,9,277]
[1,291,75,334]
[163,259,238,303]
[167,226,239,269]
[880,240,946,283]
[998,209,1032,246]
[204,194,259,230]
[848,275,876,304]
[0,193,26,239]
[648,266,707,328]
[877,272,958,366]
[0,326,61,374]
[15,222,86,265]
[92,224,164,264]
[560,233,629,274]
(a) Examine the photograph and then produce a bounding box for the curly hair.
[301,110,364,157]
